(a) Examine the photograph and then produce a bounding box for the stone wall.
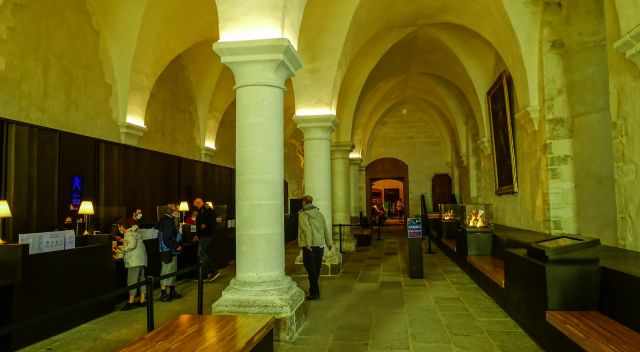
[0,0,117,141]
[607,1,640,251]
[140,57,201,160]
[366,104,452,215]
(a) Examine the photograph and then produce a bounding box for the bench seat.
[442,239,456,252]
[467,256,505,288]
[120,314,274,352]
[546,310,640,352]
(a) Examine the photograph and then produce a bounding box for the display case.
[457,204,494,256]
[439,204,461,239]
[463,204,493,232]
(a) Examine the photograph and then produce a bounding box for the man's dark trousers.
[303,246,324,297]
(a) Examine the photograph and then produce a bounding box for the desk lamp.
[0,200,12,243]
[78,201,95,235]
[179,201,189,224]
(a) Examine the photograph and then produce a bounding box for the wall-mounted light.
[125,115,146,128]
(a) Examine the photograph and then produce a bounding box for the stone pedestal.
[211,38,305,341]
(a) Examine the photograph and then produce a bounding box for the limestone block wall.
[0,0,118,141]
[606,1,640,251]
[140,57,201,161]
[473,125,548,233]
[366,105,452,215]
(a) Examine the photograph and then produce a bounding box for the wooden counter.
[120,314,274,352]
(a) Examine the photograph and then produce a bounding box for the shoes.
[170,291,183,300]
[137,301,147,307]
[306,295,319,301]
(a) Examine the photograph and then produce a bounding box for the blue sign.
[71,176,83,207]
[407,217,423,238]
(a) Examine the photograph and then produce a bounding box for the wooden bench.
[467,256,505,288]
[546,310,640,352]
[120,314,275,352]
[442,239,456,253]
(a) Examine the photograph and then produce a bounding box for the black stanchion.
[146,276,155,332]
[339,225,343,253]
[197,264,204,315]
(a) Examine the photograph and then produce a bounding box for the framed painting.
[487,72,518,195]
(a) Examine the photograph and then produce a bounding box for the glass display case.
[439,204,462,223]
[462,203,492,232]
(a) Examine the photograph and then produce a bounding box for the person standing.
[193,197,219,281]
[118,221,148,310]
[158,203,183,302]
[297,195,333,300]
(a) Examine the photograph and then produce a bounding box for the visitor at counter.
[297,195,333,300]
[116,220,148,310]
[193,197,219,282]
[185,209,198,225]
[158,203,183,302]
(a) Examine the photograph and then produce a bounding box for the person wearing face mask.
[157,203,183,302]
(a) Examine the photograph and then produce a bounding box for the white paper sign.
[18,230,75,255]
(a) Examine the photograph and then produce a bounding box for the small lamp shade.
[0,200,12,218]
[206,201,214,208]
[179,201,190,212]
[78,201,95,215]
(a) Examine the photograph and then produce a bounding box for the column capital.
[201,146,215,163]
[349,156,362,166]
[213,38,302,89]
[119,122,146,146]
[614,25,640,69]
[331,142,353,159]
[294,114,336,141]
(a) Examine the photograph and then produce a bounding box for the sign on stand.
[407,217,423,238]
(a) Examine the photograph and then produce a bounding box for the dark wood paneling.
[0,117,236,238]
[57,134,97,226]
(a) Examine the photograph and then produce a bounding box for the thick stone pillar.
[359,165,367,217]
[349,157,362,220]
[211,38,304,341]
[332,142,356,251]
[294,114,341,273]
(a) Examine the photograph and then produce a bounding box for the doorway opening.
[371,179,406,224]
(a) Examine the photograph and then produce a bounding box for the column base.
[212,276,306,341]
[294,249,343,276]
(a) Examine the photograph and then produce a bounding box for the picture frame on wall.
[487,71,518,195]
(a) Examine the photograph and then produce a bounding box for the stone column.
[542,3,578,235]
[211,38,304,341]
[359,165,367,217]
[349,157,362,219]
[332,142,356,251]
[294,114,341,271]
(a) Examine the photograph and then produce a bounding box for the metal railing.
[0,262,205,350]
[332,222,383,253]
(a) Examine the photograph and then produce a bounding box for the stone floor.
[21,225,543,352]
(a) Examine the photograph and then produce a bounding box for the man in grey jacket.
[298,195,333,300]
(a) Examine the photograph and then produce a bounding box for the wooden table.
[120,314,275,352]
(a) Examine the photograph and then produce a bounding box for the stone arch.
[366,157,410,217]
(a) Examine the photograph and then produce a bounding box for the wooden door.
[432,174,453,211]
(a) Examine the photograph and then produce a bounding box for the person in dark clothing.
[193,197,219,281]
[157,203,182,302]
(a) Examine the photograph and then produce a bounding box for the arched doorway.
[366,158,409,222]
